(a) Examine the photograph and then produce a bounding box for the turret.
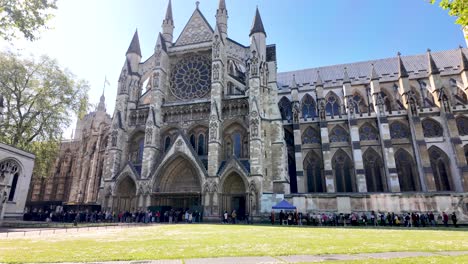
[97,92,106,112]
[162,0,174,45]
[249,7,266,61]
[126,30,142,71]
[216,0,228,39]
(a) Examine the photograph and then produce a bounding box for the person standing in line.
[451,212,458,228]
[442,212,449,227]
[231,210,237,224]
[270,211,275,225]
[279,210,285,225]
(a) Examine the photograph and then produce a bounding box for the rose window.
[170,55,211,100]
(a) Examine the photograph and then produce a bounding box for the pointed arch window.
[304,152,324,193]
[363,149,385,192]
[302,127,320,144]
[278,97,292,121]
[233,132,241,158]
[197,134,205,155]
[329,126,349,143]
[301,94,317,119]
[359,123,379,141]
[429,147,452,191]
[325,93,340,117]
[352,93,367,114]
[333,150,354,192]
[395,150,419,192]
[190,134,196,149]
[422,119,443,138]
[164,136,171,152]
[8,173,19,201]
[390,122,410,139]
[456,116,468,136]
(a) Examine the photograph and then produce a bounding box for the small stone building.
[0,143,35,220]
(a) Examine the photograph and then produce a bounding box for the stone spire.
[250,7,266,37]
[164,0,173,22]
[370,64,379,80]
[397,52,408,78]
[126,30,141,57]
[216,0,228,39]
[460,45,468,71]
[218,0,226,10]
[427,49,440,75]
[97,91,106,112]
[162,0,174,44]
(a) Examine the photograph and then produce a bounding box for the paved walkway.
[44,251,468,264]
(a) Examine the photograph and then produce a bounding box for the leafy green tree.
[0,0,58,41]
[431,0,468,27]
[0,51,89,177]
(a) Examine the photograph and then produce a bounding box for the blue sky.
[1,0,465,138]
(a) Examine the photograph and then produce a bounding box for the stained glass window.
[390,122,409,139]
[198,134,205,155]
[329,126,349,142]
[359,123,378,141]
[395,150,418,191]
[304,152,324,193]
[164,136,171,152]
[363,149,384,192]
[326,93,340,117]
[333,150,354,192]
[301,94,316,119]
[457,116,468,136]
[170,54,211,100]
[352,93,366,114]
[302,127,320,144]
[278,97,292,121]
[190,134,196,149]
[429,147,451,191]
[233,132,241,158]
[422,119,443,137]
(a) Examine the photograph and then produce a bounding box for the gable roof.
[277,48,468,88]
[174,7,214,46]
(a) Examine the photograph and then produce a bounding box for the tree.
[431,0,468,27]
[0,51,89,177]
[0,0,58,41]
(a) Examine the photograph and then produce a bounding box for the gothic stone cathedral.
[28,0,468,221]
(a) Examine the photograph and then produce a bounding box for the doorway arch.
[152,155,202,210]
[115,175,137,212]
[221,172,247,220]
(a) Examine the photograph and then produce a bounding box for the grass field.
[0,224,467,263]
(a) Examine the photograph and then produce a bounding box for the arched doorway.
[152,156,202,210]
[115,176,136,212]
[222,172,246,220]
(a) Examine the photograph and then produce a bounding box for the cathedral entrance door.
[222,172,247,221]
[152,156,202,211]
[114,176,137,213]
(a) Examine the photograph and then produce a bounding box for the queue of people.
[270,210,460,228]
[23,209,202,224]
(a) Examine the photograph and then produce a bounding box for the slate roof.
[250,7,266,37]
[126,30,142,57]
[277,48,468,89]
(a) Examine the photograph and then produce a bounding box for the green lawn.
[0,224,467,263]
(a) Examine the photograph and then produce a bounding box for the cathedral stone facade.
[28,0,468,221]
